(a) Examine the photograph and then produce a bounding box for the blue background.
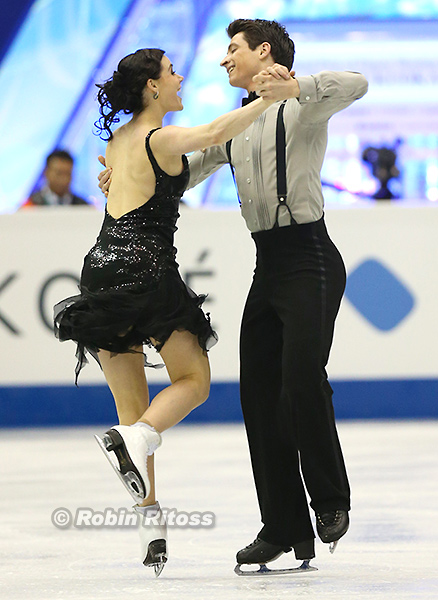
[1,0,438,212]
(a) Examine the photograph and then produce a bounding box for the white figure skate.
[133,502,168,577]
[94,424,161,503]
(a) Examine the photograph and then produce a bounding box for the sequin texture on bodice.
[81,128,189,293]
[54,128,216,383]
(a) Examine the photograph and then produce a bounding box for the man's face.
[45,158,73,196]
[220,32,270,91]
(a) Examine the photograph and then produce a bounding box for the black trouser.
[239,217,350,548]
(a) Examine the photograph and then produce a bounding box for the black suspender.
[226,139,241,206]
[274,101,296,228]
[226,102,296,225]
[225,139,232,165]
[276,101,287,201]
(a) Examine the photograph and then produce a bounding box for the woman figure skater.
[54,48,274,576]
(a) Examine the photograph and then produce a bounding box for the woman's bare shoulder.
[106,122,151,160]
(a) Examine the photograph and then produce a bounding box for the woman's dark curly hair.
[95,48,165,141]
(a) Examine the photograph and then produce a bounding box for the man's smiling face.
[220,32,272,91]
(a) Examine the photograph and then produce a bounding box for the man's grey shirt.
[187,71,368,232]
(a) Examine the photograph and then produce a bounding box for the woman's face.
[156,55,184,111]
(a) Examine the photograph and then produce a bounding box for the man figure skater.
[99,18,368,571]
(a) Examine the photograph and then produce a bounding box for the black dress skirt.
[54,128,217,383]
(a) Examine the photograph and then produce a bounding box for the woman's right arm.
[151,97,273,156]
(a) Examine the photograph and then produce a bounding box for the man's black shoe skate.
[316,510,349,553]
[293,539,316,561]
[235,538,317,577]
[236,537,291,564]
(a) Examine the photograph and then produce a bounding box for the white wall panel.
[0,204,436,386]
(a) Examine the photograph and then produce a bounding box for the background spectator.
[25,150,90,207]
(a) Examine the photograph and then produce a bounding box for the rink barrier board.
[1,205,438,427]
[1,205,438,386]
[1,378,437,427]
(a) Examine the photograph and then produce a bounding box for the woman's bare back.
[105,121,184,219]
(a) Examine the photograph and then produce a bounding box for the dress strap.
[145,128,163,176]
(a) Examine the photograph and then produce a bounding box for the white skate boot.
[94,424,162,503]
[133,502,168,577]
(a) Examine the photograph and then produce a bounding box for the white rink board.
[0,203,437,385]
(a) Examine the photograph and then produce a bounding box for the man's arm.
[254,66,368,121]
[295,71,368,121]
[186,145,229,190]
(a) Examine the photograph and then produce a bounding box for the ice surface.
[1,421,437,599]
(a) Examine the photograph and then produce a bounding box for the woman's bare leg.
[98,347,149,424]
[138,330,211,432]
[97,332,211,503]
[98,347,155,506]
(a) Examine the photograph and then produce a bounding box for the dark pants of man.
[240,216,351,548]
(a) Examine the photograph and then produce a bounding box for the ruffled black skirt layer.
[54,272,218,384]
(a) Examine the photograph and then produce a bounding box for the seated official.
[25,149,90,207]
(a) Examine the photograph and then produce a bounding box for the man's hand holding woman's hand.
[253,64,300,102]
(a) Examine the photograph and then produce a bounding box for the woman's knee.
[192,372,210,407]
[170,364,210,407]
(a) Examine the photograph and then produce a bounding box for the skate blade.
[143,539,167,577]
[329,541,338,554]
[234,560,318,577]
[152,556,167,577]
[94,434,145,503]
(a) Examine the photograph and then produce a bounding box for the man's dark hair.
[46,149,74,167]
[227,19,294,70]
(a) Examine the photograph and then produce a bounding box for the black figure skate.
[234,537,317,576]
[316,510,349,553]
[133,502,168,577]
[94,424,161,503]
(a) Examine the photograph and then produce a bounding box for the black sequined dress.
[54,128,217,382]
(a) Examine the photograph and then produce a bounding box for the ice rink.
[1,421,437,599]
